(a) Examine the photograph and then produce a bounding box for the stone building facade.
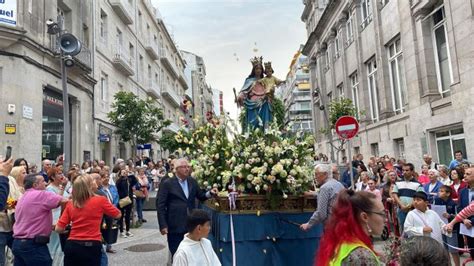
[301,0,474,168]
[0,0,95,166]
[182,50,213,126]
[0,0,189,165]
[93,0,187,163]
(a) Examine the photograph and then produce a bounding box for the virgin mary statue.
[237,56,273,130]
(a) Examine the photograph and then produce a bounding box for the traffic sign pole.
[334,116,359,190]
[348,139,354,190]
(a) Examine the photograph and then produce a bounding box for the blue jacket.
[423,181,443,203]
[0,176,9,211]
[341,167,358,188]
[458,187,474,224]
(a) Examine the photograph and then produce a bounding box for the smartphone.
[3,146,12,162]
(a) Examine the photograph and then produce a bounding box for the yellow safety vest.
[329,241,380,266]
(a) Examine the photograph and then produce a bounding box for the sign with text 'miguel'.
[0,0,17,26]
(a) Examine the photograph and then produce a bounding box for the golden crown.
[264,61,272,70]
[250,56,263,67]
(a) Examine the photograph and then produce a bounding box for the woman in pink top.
[417,164,430,185]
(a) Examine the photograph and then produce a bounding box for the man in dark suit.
[156,158,217,256]
[458,167,474,258]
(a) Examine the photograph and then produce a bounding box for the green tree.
[107,91,171,156]
[157,131,179,153]
[325,97,358,163]
[328,97,358,129]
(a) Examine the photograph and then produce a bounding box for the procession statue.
[237,56,284,130]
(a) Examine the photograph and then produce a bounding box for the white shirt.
[173,234,221,266]
[404,209,445,244]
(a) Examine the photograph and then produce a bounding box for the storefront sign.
[5,123,16,134]
[0,0,17,26]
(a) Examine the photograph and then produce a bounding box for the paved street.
[108,210,170,266]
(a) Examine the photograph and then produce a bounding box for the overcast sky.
[151,0,306,120]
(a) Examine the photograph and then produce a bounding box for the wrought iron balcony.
[73,44,92,73]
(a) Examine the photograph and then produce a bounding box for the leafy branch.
[107,91,171,156]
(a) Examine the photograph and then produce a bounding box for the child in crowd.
[173,209,221,266]
[404,191,445,244]
[433,185,460,266]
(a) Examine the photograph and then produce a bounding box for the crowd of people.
[308,151,472,265]
[0,148,472,265]
[0,153,173,266]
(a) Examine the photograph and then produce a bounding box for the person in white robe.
[173,209,221,266]
[404,191,446,244]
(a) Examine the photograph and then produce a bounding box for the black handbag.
[101,224,119,244]
[59,224,71,251]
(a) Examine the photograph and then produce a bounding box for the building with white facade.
[301,0,474,167]
[181,50,213,126]
[279,46,313,133]
[0,0,95,166]
[94,0,187,163]
[0,0,188,165]
[212,88,223,117]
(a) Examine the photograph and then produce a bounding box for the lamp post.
[46,16,82,171]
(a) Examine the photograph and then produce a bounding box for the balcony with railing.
[144,37,159,60]
[109,0,134,25]
[112,45,135,76]
[73,44,92,72]
[146,78,160,99]
[163,122,188,133]
[50,36,92,73]
[178,70,188,90]
[160,48,178,78]
[161,84,181,107]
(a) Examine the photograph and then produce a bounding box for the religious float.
[171,57,321,266]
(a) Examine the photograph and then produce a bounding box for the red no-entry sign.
[335,116,359,140]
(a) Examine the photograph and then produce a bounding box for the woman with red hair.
[316,189,385,265]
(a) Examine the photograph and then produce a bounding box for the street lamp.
[46,16,82,171]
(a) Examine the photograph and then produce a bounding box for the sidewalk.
[107,210,170,266]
